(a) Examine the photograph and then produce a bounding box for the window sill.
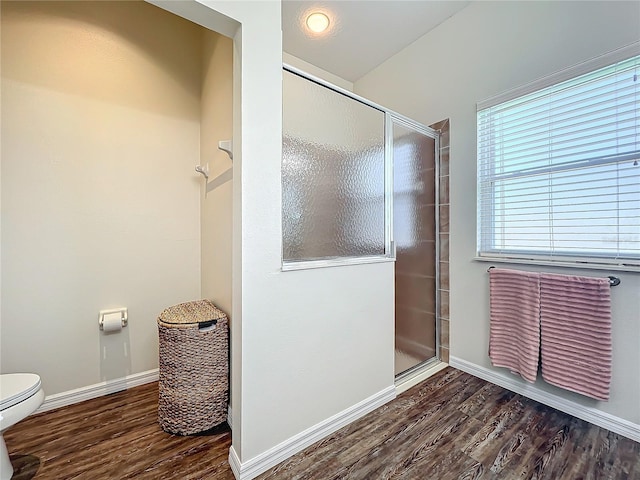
[474,256,640,273]
[282,255,395,272]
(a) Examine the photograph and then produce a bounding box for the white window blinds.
[477,53,640,267]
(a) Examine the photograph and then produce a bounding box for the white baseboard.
[36,369,159,413]
[228,385,396,480]
[228,446,241,480]
[450,356,640,443]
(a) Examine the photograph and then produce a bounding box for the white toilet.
[0,374,44,480]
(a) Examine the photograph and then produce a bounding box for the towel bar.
[486,266,620,287]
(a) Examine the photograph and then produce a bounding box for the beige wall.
[356,1,640,426]
[1,1,203,395]
[200,31,233,315]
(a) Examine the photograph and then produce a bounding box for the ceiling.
[282,1,471,83]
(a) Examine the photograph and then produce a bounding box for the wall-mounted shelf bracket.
[218,140,233,161]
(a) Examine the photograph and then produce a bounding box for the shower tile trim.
[429,119,450,358]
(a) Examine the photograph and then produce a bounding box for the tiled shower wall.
[430,119,450,363]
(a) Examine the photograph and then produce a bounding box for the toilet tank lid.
[0,373,42,411]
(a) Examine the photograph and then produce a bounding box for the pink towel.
[540,273,612,401]
[489,268,541,383]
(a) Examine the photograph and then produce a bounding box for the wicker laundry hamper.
[157,299,229,435]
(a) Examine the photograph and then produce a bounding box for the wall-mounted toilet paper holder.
[99,308,128,331]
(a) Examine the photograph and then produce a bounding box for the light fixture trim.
[305,12,330,34]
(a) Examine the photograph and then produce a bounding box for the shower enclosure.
[282,66,440,377]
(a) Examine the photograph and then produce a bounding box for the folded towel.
[489,268,541,383]
[540,273,612,401]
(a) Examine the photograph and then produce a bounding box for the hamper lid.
[158,299,226,326]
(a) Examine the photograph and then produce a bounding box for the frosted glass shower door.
[393,120,438,376]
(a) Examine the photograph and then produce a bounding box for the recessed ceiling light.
[306,12,330,33]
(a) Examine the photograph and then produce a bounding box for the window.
[477,51,640,267]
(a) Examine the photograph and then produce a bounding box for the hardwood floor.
[259,369,640,480]
[5,382,234,480]
[6,368,639,479]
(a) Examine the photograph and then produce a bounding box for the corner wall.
[355,0,640,429]
[235,6,395,463]
[1,1,202,394]
[201,30,233,315]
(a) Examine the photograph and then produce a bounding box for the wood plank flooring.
[6,368,639,479]
[5,382,234,480]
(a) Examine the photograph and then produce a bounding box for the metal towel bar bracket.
[607,276,621,287]
[486,266,620,287]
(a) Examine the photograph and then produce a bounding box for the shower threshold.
[395,357,447,395]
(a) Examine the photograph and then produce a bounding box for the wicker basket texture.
[157,300,228,435]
